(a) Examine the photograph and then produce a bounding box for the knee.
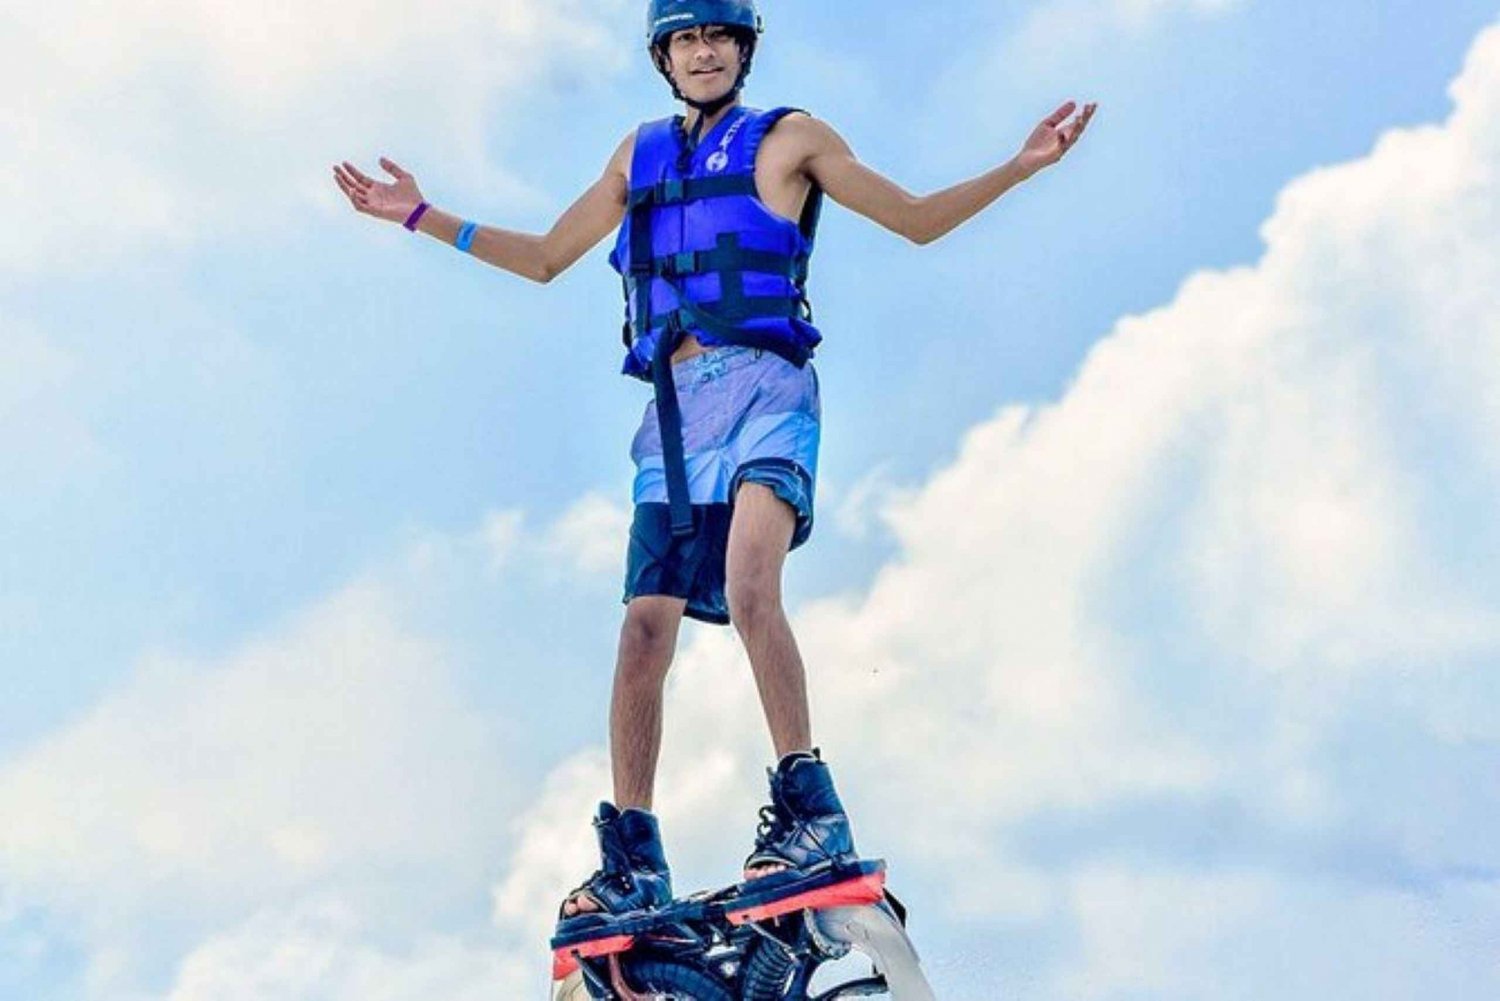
[726,576,782,633]
[617,605,678,685]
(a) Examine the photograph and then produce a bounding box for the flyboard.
[550,856,937,1000]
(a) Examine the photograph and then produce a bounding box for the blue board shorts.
[624,345,821,625]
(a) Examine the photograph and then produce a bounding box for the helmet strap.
[685,86,740,117]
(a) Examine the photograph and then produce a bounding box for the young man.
[334,0,1094,929]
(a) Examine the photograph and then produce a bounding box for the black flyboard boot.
[729,747,871,919]
[745,747,857,872]
[555,801,673,937]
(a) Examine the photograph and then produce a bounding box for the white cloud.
[8,11,1500,1001]
[481,508,528,574]
[540,492,632,579]
[1058,867,1500,1000]
[406,497,628,585]
[0,321,100,489]
[1,0,634,274]
[490,749,612,945]
[999,0,1245,73]
[824,461,913,541]
[165,899,527,1001]
[1110,0,1242,27]
[0,579,514,993]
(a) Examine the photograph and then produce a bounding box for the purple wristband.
[403,201,430,232]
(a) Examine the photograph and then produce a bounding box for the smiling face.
[656,24,747,104]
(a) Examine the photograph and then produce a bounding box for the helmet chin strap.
[685,87,740,116]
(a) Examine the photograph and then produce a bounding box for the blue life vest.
[611,104,824,537]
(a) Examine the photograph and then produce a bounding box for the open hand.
[332,157,426,225]
[1016,101,1097,178]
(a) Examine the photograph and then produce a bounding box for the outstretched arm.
[798,101,1096,245]
[333,134,633,284]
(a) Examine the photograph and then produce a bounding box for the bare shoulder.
[761,111,847,161]
[607,128,638,183]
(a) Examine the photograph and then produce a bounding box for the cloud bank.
[1,0,634,274]
[4,10,1500,1001]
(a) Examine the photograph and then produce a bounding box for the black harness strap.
[644,296,804,332]
[649,316,694,537]
[639,244,803,281]
[627,174,757,210]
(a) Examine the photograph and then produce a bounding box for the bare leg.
[562,595,685,916]
[726,482,811,877]
[611,595,687,809]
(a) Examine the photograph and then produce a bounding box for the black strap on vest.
[626,174,756,210]
[622,149,821,537]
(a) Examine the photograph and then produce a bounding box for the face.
[660,24,744,102]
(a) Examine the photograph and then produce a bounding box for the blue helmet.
[647,0,762,49]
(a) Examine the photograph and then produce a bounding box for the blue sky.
[4,2,1500,999]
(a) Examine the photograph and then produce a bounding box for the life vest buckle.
[663,251,700,278]
[656,178,686,204]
